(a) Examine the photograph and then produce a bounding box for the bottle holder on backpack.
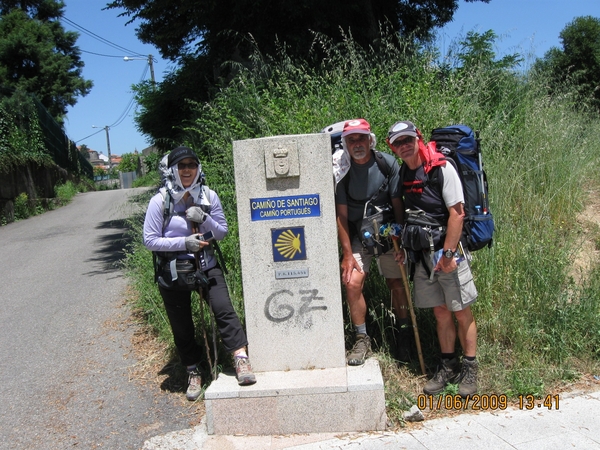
[465,213,494,251]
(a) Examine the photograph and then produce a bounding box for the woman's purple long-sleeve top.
[143,188,227,270]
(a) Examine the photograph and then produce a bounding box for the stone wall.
[0,163,68,223]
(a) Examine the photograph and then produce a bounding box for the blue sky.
[61,0,600,157]
[62,0,171,157]
[438,0,600,65]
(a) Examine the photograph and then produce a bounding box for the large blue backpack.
[429,125,494,251]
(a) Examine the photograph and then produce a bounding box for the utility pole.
[124,54,156,86]
[147,54,155,85]
[92,125,112,170]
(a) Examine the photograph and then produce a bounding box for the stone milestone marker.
[234,133,345,372]
[204,133,386,435]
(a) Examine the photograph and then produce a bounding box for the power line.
[75,63,149,142]
[80,49,129,58]
[61,16,146,58]
[109,64,149,128]
[75,128,104,144]
[62,16,155,146]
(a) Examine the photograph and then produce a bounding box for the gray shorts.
[413,255,478,312]
[352,238,401,279]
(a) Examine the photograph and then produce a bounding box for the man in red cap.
[334,118,411,366]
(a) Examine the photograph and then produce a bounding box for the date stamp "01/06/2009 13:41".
[417,394,560,411]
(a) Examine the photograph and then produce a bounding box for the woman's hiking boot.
[235,356,257,386]
[346,333,372,366]
[186,367,203,401]
[423,357,459,395]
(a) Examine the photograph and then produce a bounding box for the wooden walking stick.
[382,223,426,375]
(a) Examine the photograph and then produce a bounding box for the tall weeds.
[125,29,600,403]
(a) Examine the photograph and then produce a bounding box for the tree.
[449,30,521,71]
[109,0,491,61]
[107,0,490,147]
[0,0,92,124]
[78,143,89,158]
[117,152,141,173]
[535,16,600,111]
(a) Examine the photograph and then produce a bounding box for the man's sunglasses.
[390,136,416,147]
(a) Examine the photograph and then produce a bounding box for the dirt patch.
[120,289,206,426]
[571,186,600,283]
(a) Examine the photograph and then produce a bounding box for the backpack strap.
[372,150,390,177]
[342,150,391,203]
[399,160,444,195]
[158,187,175,232]
[201,185,229,274]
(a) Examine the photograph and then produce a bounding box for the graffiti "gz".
[264,289,327,325]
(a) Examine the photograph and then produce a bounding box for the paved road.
[0,188,192,450]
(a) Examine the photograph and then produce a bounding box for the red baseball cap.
[341,118,371,137]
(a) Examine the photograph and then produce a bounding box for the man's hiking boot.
[186,367,202,401]
[346,334,372,366]
[423,358,459,395]
[458,359,478,397]
[235,356,257,386]
[394,325,412,363]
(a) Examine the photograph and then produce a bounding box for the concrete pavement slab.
[143,386,600,449]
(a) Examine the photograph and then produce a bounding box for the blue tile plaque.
[271,227,306,261]
[250,194,320,221]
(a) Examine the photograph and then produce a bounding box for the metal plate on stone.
[275,268,309,279]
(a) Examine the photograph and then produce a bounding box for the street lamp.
[92,125,112,170]
[123,54,156,85]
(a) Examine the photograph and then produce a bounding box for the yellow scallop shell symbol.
[274,230,302,259]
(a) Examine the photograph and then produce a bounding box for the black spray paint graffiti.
[264,289,327,325]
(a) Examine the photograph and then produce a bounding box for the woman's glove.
[186,206,207,224]
[185,234,202,252]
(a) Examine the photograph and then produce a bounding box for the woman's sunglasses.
[178,162,199,170]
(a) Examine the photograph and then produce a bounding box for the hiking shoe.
[346,334,372,366]
[423,358,459,395]
[186,367,202,401]
[457,359,479,398]
[235,356,257,386]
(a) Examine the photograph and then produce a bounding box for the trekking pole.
[475,130,487,214]
[381,223,426,375]
[393,241,426,375]
[191,223,218,381]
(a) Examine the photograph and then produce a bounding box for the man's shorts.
[413,254,478,312]
[351,238,402,279]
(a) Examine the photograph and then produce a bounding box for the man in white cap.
[387,120,479,397]
[334,118,411,366]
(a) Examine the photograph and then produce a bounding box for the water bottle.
[363,231,375,255]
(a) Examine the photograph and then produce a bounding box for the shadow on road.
[158,358,188,393]
[84,218,135,275]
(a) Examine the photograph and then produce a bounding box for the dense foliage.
[124,27,600,411]
[117,152,141,173]
[535,16,600,111]
[0,0,92,123]
[0,89,51,172]
[107,0,489,149]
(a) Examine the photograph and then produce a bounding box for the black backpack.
[429,125,494,251]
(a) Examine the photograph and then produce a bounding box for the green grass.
[121,30,600,425]
[5,180,91,223]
